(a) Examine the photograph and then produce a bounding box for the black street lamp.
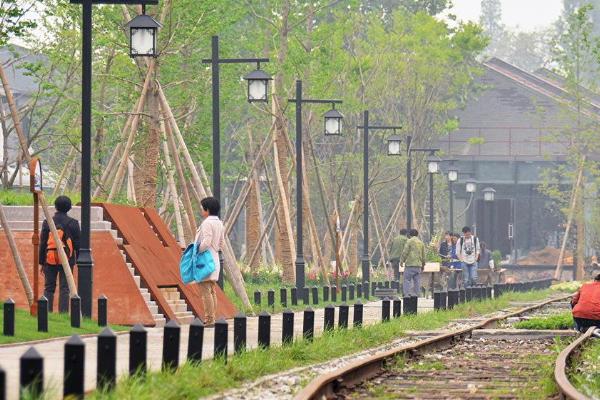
[388,136,439,229]
[202,36,270,288]
[445,161,459,233]
[289,80,342,290]
[357,111,401,283]
[70,0,159,318]
[427,157,440,242]
[125,8,161,57]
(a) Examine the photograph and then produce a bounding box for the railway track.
[295,294,574,400]
[555,326,598,400]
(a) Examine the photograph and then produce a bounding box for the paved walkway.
[0,298,433,400]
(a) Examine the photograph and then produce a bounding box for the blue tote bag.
[179,242,216,284]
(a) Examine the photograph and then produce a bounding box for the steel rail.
[295,294,572,400]
[555,326,596,400]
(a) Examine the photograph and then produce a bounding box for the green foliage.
[0,301,127,345]
[570,337,600,397]
[491,249,502,267]
[0,0,37,46]
[0,190,81,206]
[513,312,574,330]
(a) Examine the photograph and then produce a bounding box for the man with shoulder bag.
[457,226,480,287]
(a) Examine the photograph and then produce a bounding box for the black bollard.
[324,305,335,331]
[440,291,447,310]
[331,286,337,302]
[434,292,441,310]
[303,308,315,341]
[353,302,363,327]
[268,289,275,310]
[466,287,473,302]
[382,298,391,322]
[233,313,247,354]
[303,287,310,305]
[364,281,370,300]
[291,287,298,306]
[37,296,48,333]
[402,296,412,315]
[377,281,383,289]
[341,285,347,302]
[339,303,349,329]
[459,289,466,303]
[258,312,271,348]
[129,324,147,375]
[385,281,390,288]
[349,284,355,300]
[280,287,287,308]
[188,318,204,362]
[64,335,85,399]
[162,320,180,371]
[98,294,108,327]
[393,297,402,318]
[493,283,502,298]
[20,347,43,398]
[371,281,377,296]
[97,327,117,390]
[323,286,330,302]
[396,280,402,294]
[312,286,319,305]
[254,291,261,306]
[357,283,363,298]
[411,296,419,313]
[3,299,14,336]
[70,295,81,328]
[486,286,492,299]
[447,290,458,309]
[0,366,5,400]
[282,309,294,345]
[214,319,228,360]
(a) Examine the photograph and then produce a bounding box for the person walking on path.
[400,229,426,297]
[571,274,600,332]
[196,197,225,326]
[457,226,480,287]
[478,241,493,269]
[390,228,409,281]
[39,196,80,313]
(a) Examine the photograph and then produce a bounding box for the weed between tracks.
[0,301,127,345]
[513,311,575,330]
[570,337,600,397]
[88,289,560,399]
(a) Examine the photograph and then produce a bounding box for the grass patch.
[570,336,600,397]
[89,290,555,399]
[0,190,82,206]
[513,312,575,330]
[0,301,127,345]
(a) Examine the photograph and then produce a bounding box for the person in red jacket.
[571,274,600,332]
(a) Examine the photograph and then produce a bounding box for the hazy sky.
[450,0,564,31]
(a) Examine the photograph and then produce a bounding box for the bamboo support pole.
[52,146,76,197]
[107,60,155,201]
[0,62,77,297]
[161,129,185,245]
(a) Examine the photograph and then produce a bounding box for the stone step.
[148,304,158,314]
[139,288,148,294]
[140,292,151,301]
[153,316,166,327]
[3,220,113,231]
[133,275,140,286]
[128,267,135,275]
[0,206,104,222]
[176,315,194,325]
[169,303,188,313]
[166,299,186,306]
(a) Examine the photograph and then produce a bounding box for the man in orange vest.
[571,273,600,332]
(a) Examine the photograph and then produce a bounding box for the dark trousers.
[43,264,72,313]
[574,317,600,332]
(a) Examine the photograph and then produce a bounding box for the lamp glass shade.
[466,180,476,193]
[324,108,343,136]
[428,160,439,174]
[131,27,156,57]
[447,169,458,182]
[244,69,271,102]
[387,135,402,156]
[483,187,496,202]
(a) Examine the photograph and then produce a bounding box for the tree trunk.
[133,82,160,207]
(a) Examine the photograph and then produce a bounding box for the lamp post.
[427,157,439,242]
[483,187,496,249]
[465,178,477,233]
[70,0,160,317]
[390,137,439,229]
[446,164,458,233]
[202,36,271,288]
[357,111,401,283]
[289,80,342,290]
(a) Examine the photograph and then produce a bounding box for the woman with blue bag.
[193,197,225,326]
